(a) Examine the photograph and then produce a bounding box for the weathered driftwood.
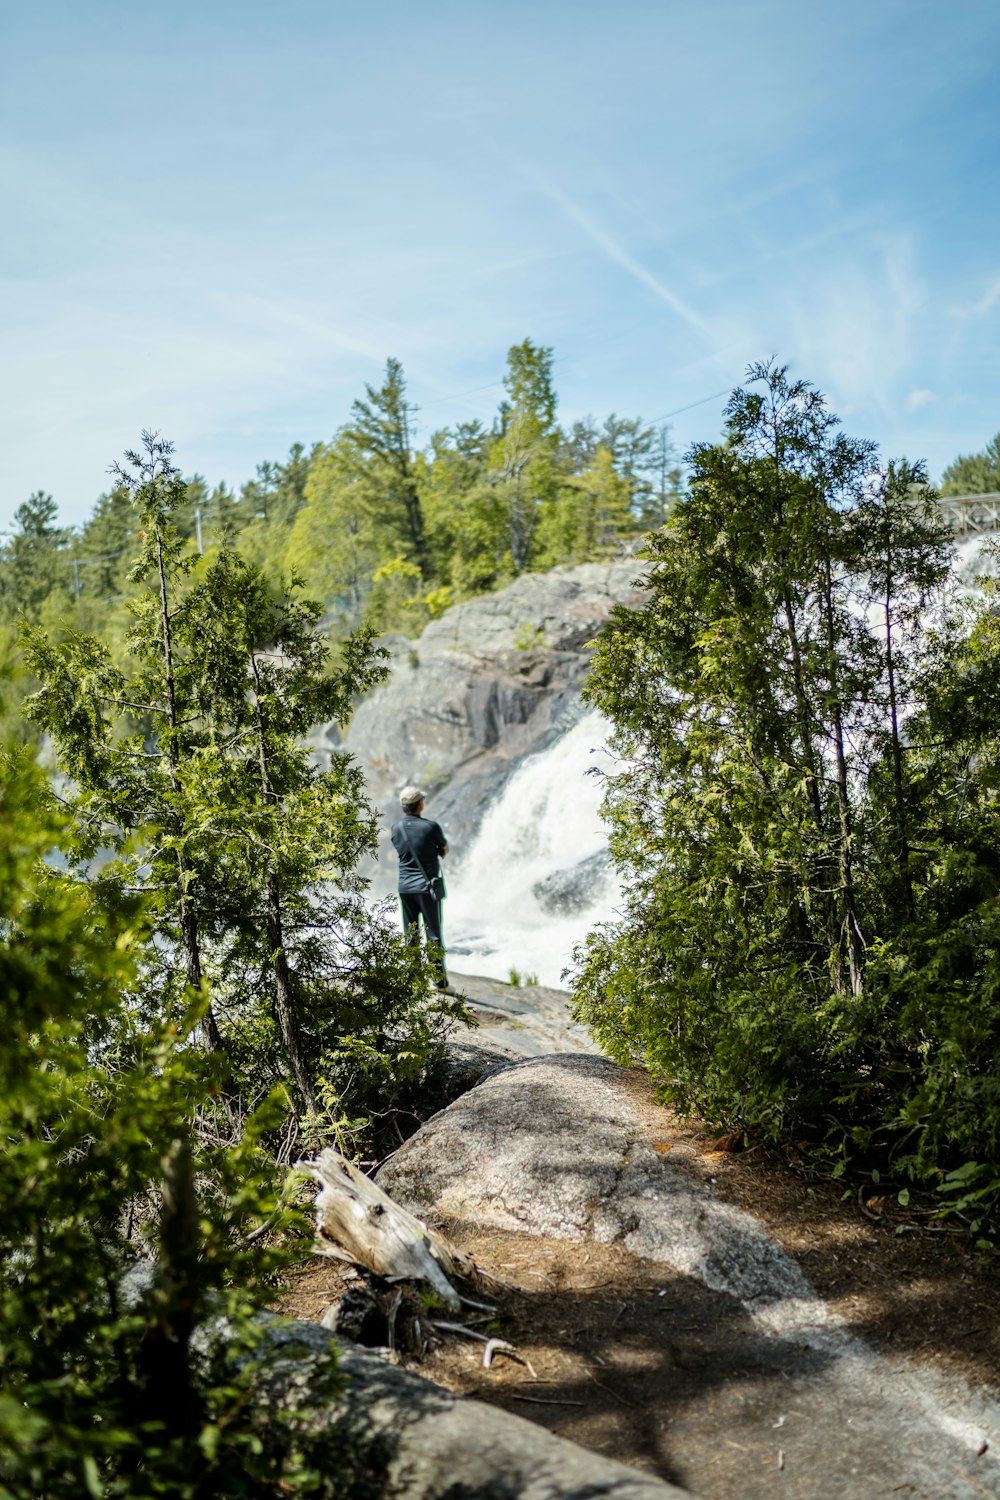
[303,1146,476,1312]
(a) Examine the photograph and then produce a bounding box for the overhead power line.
[418,369,733,429]
[645,388,733,428]
[416,355,572,412]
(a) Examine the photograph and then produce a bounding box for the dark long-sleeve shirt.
[390,814,447,895]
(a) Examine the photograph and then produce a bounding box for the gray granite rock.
[308,559,647,884]
[373,1053,1000,1500]
[377,1054,818,1319]
[241,1318,695,1500]
[532,849,612,915]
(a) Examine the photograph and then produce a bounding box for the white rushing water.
[442,709,622,989]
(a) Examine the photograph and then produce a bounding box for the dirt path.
[281,974,1000,1499]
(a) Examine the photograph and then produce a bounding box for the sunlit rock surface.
[315,559,646,855]
[308,560,647,985]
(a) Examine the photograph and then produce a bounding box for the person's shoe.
[435,979,455,994]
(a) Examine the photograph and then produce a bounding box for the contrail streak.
[530,173,711,338]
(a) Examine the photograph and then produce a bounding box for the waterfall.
[442,709,621,989]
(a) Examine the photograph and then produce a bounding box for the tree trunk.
[780,585,841,991]
[883,564,916,923]
[819,553,865,997]
[251,656,318,1114]
[401,468,430,582]
[134,1138,202,1444]
[267,873,319,1115]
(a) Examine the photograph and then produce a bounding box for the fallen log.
[302,1146,476,1312]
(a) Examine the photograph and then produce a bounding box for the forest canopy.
[4,358,1000,1494]
[0,341,682,648]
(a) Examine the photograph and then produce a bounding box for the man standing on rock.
[391,785,451,992]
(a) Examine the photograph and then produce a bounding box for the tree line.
[941,430,1000,496]
[0,340,683,648]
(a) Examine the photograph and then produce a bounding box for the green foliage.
[940,431,1000,496]
[487,339,561,572]
[23,432,461,1143]
[573,361,1000,1217]
[537,445,632,565]
[347,357,430,583]
[284,432,383,621]
[0,491,75,627]
[240,444,313,533]
[0,748,323,1497]
[5,340,669,647]
[420,422,509,597]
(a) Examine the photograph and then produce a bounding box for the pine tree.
[347,358,430,581]
[537,445,632,565]
[0,491,74,624]
[284,432,383,623]
[78,483,135,599]
[421,421,505,596]
[489,339,560,572]
[24,435,225,1049]
[940,431,1000,496]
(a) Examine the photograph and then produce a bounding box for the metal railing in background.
[935,493,1000,535]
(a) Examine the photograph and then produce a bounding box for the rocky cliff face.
[311,559,646,893]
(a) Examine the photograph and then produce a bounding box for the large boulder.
[532,849,612,915]
[233,1319,696,1500]
[374,1056,1000,1499]
[376,1054,819,1326]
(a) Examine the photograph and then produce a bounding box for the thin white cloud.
[950,276,1000,320]
[783,236,924,417]
[976,280,1000,316]
[906,388,936,412]
[223,292,390,366]
[524,170,711,338]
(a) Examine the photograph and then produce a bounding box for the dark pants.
[400,890,446,984]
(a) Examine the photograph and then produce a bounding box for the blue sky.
[2,0,999,531]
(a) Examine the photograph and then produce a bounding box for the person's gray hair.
[399,784,425,812]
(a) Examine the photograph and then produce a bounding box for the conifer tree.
[285,432,384,622]
[489,339,560,571]
[574,361,957,1157]
[0,746,304,1497]
[24,432,447,1119]
[79,483,135,600]
[0,491,74,624]
[537,445,631,565]
[940,431,1000,496]
[347,358,430,581]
